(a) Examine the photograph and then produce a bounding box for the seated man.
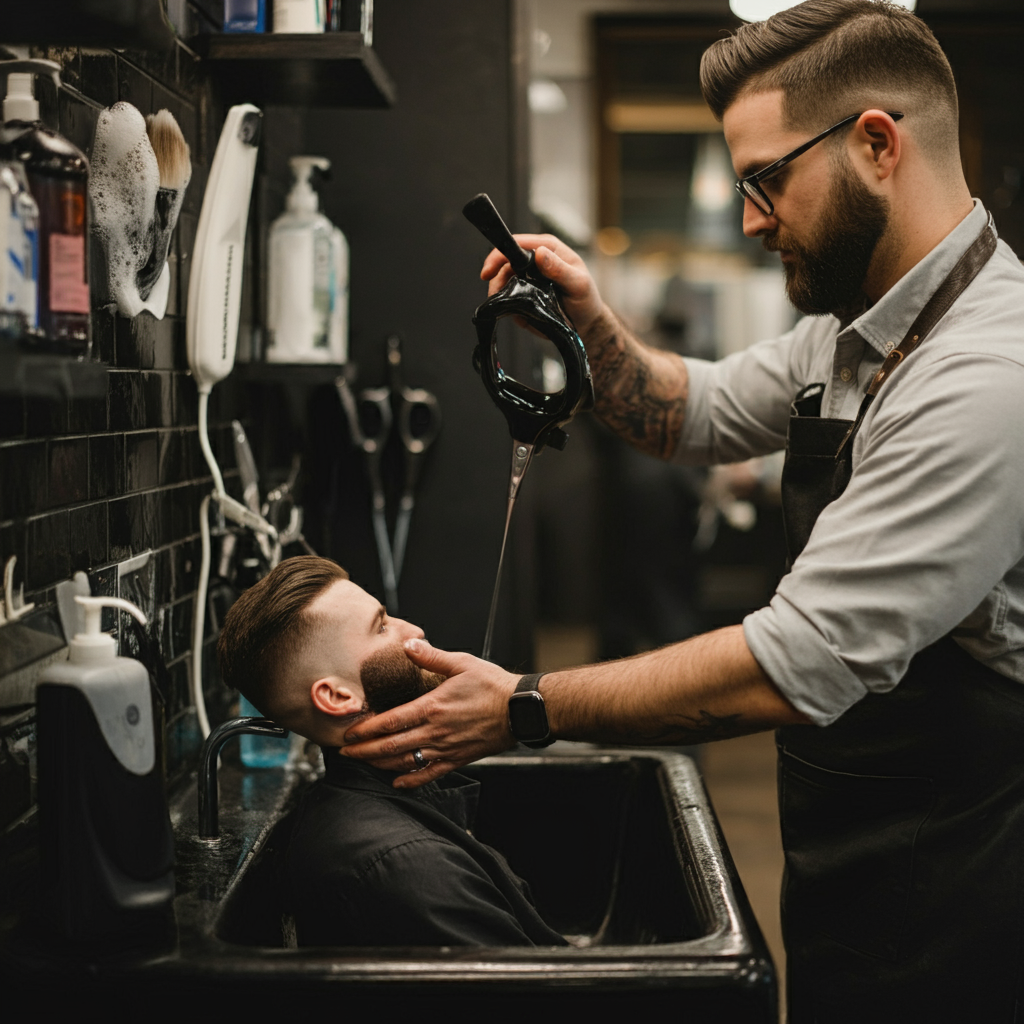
[217,555,565,948]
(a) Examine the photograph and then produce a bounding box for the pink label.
[49,233,90,314]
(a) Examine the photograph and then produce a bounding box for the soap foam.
[89,102,160,319]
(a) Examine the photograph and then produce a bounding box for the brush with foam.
[137,109,191,302]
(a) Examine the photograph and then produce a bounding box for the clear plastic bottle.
[239,693,290,767]
[0,155,39,340]
[266,155,348,364]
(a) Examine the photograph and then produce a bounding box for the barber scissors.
[335,337,442,614]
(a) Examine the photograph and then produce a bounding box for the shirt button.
[839,367,853,382]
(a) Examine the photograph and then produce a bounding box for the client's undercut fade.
[217,556,349,714]
[700,0,960,167]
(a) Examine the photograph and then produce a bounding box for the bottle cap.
[70,595,148,665]
[3,74,39,124]
[287,155,330,214]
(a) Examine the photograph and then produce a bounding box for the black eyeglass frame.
[735,111,905,217]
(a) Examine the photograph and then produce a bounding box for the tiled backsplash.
[0,2,247,830]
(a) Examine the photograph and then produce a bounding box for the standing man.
[344,2,1024,1019]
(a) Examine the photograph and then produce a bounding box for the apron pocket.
[779,746,935,962]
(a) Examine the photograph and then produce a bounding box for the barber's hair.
[217,556,349,714]
[700,0,960,166]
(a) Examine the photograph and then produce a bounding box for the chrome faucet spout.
[197,716,288,839]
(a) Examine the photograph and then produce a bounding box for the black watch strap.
[508,673,554,748]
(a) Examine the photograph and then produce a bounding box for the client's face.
[306,580,442,716]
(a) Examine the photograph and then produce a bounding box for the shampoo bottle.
[0,154,39,340]
[266,155,348,364]
[0,61,89,354]
[36,595,174,949]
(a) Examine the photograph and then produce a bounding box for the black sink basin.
[0,746,776,1021]
[209,748,777,1020]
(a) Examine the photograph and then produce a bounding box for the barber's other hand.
[481,234,605,335]
[340,639,518,788]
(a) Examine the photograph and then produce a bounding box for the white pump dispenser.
[266,154,348,364]
[38,595,155,775]
[3,74,39,123]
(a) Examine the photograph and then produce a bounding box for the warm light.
[729,0,915,21]
[691,135,735,213]
[595,227,631,257]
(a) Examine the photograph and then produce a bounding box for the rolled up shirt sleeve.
[744,349,1024,726]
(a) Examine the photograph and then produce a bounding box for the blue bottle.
[239,693,290,767]
[224,0,266,33]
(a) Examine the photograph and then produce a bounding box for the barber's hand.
[340,639,519,788]
[481,234,606,336]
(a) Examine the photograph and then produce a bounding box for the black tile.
[134,315,178,371]
[107,496,133,562]
[86,564,119,632]
[173,371,199,428]
[116,489,162,551]
[166,657,191,719]
[108,371,145,431]
[143,372,173,429]
[0,441,47,519]
[26,397,68,438]
[158,429,182,486]
[26,511,70,591]
[169,595,193,663]
[49,437,89,507]
[125,430,159,492]
[121,46,176,90]
[68,392,107,434]
[171,535,200,596]
[58,90,99,161]
[152,316,179,370]
[42,46,81,91]
[80,49,119,107]
[116,56,153,113]
[0,396,25,439]
[166,481,194,543]
[115,314,140,370]
[0,521,27,578]
[175,41,204,102]
[69,501,108,572]
[89,433,124,499]
[92,307,116,366]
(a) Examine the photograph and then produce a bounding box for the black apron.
[776,224,1024,1023]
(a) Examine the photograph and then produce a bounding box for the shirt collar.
[321,748,481,831]
[840,200,994,358]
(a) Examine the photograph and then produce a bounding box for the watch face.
[508,691,549,742]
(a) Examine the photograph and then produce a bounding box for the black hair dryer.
[463,193,594,452]
[463,193,594,661]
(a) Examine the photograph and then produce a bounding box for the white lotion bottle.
[266,155,348,364]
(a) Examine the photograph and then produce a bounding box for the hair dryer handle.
[463,194,533,276]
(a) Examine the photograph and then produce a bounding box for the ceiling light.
[729,0,915,22]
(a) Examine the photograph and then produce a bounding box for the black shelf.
[0,0,174,49]
[192,33,396,108]
[0,350,108,400]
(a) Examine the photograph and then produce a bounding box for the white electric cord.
[197,388,226,497]
[192,492,213,739]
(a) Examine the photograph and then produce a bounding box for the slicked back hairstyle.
[217,556,349,715]
[700,0,960,167]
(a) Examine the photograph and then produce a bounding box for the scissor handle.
[463,194,534,279]
[357,386,393,454]
[398,389,442,456]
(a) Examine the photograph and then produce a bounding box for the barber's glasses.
[735,111,905,217]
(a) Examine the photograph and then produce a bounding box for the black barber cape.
[283,749,568,947]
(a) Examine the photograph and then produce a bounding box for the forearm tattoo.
[587,312,687,459]
[636,710,748,746]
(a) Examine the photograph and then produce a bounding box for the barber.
[344,1,1024,1019]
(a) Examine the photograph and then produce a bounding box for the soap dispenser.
[266,155,348,364]
[0,60,90,353]
[36,595,175,949]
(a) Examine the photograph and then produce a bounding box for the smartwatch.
[508,673,554,748]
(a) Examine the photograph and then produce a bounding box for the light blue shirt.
[676,202,1024,725]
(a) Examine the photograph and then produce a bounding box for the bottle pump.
[36,595,175,948]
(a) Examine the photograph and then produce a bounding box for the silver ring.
[412,748,428,770]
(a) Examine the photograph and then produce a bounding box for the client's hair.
[217,556,349,714]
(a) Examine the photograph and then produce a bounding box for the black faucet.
[197,716,288,839]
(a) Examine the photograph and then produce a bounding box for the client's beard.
[359,646,445,714]
[765,158,891,320]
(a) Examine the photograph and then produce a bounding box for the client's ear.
[310,677,364,718]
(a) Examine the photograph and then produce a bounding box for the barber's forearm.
[540,624,809,745]
[584,306,689,460]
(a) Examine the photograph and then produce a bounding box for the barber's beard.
[766,160,891,319]
[359,645,445,715]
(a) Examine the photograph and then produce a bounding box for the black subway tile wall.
[0,4,251,827]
